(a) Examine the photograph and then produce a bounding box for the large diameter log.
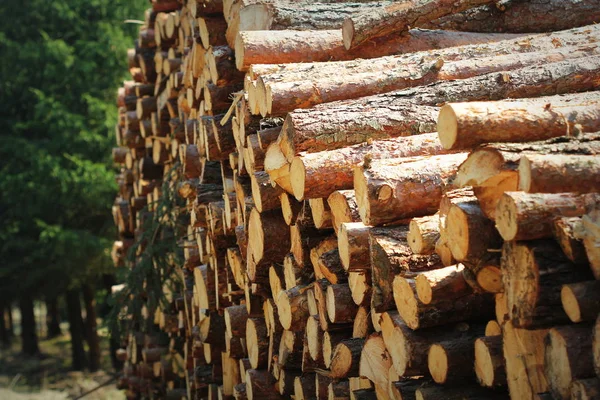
[393,276,494,330]
[474,336,506,388]
[495,191,590,241]
[424,0,600,33]
[545,324,595,400]
[414,264,471,305]
[561,281,600,323]
[354,153,468,226]
[341,0,494,49]
[519,154,600,194]
[502,240,593,328]
[438,96,600,149]
[236,28,521,70]
[289,133,449,200]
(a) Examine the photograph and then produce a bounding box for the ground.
[0,323,125,400]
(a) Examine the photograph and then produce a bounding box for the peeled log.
[495,191,591,241]
[502,240,593,328]
[438,95,600,150]
[561,281,600,324]
[354,153,468,226]
[519,154,600,194]
[545,324,595,400]
[290,133,449,200]
[236,28,522,70]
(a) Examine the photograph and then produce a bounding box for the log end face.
[342,18,354,50]
[561,285,582,323]
[234,33,245,71]
[393,277,419,330]
[446,205,471,261]
[330,344,352,378]
[290,157,306,201]
[415,274,433,305]
[276,290,292,331]
[544,329,572,400]
[338,223,352,271]
[353,166,370,225]
[518,156,533,192]
[495,193,519,241]
[428,344,448,384]
[437,105,458,150]
[474,338,494,387]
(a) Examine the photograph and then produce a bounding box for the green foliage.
[0,0,147,301]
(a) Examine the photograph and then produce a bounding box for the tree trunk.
[341,0,494,49]
[66,289,87,371]
[425,0,600,33]
[82,285,100,372]
[0,306,8,348]
[19,296,39,356]
[45,297,62,338]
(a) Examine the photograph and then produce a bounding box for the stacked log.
[110,1,600,399]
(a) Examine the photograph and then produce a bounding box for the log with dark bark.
[561,281,600,323]
[474,335,506,388]
[82,284,101,372]
[554,217,588,265]
[341,0,495,49]
[428,335,479,384]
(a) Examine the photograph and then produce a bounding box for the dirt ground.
[0,325,124,400]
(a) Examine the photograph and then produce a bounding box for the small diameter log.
[339,222,370,272]
[474,336,506,387]
[246,318,269,369]
[519,154,600,194]
[276,285,310,331]
[545,324,595,400]
[354,153,468,226]
[502,240,593,328]
[308,198,333,230]
[280,193,303,226]
[554,217,588,265]
[495,191,590,241]
[327,190,360,234]
[415,264,471,305]
[393,276,494,330]
[295,374,317,400]
[246,369,283,400]
[359,333,392,389]
[326,284,358,324]
[503,320,549,399]
[571,377,600,400]
[561,281,600,323]
[428,335,478,384]
[341,0,494,49]
[290,133,446,200]
[438,98,600,150]
[408,214,440,255]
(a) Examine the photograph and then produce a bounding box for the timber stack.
[110,0,600,399]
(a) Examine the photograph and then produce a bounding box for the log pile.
[110,0,600,399]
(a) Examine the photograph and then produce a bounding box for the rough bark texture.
[66,289,87,370]
[82,284,101,372]
[19,297,39,356]
[519,154,600,194]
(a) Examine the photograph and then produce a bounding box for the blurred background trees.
[0,0,146,370]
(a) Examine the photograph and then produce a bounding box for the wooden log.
[199,311,226,346]
[248,208,290,266]
[438,96,600,150]
[325,190,360,234]
[519,154,600,194]
[294,374,317,400]
[328,380,350,400]
[428,335,478,384]
[341,0,494,49]
[323,331,353,369]
[545,324,595,400]
[352,306,373,340]
[571,377,600,400]
[246,318,269,369]
[393,276,494,330]
[554,217,589,265]
[415,384,507,400]
[582,210,600,279]
[326,284,358,324]
[502,240,593,328]
[414,264,471,305]
[245,369,282,400]
[317,249,346,285]
[425,0,600,33]
[474,335,506,388]
[235,28,522,70]
[225,304,248,338]
[408,214,440,255]
[290,133,450,201]
[496,192,591,241]
[251,171,283,213]
[562,281,600,324]
[358,333,392,390]
[276,285,310,332]
[308,198,333,230]
[354,153,468,226]
[338,222,370,273]
[348,271,371,307]
[329,338,364,379]
[278,329,303,370]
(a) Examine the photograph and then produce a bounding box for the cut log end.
[437,105,458,150]
[561,284,582,323]
[518,156,533,192]
[290,157,306,201]
[495,193,520,241]
[427,344,448,384]
[342,18,355,50]
[474,338,497,387]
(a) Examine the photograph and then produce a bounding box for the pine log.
[415,385,507,400]
[424,1,600,33]
[407,214,440,255]
[496,191,591,241]
[225,304,248,338]
[348,271,371,307]
[545,324,595,400]
[328,379,350,400]
[474,335,506,388]
[561,281,600,324]
[583,210,600,279]
[338,222,370,273]
[308,198,333,230]
[279,55,600,161]
[276,285,310,332]
[439,95,600,149]
[251,171,283,213]
[326,284,358,324]
[329,338,364,379]
[428,335,478,384]
[199,311,226,346]
[326,190,359,234]
[318,250,346,285]
[502,240,593,328]
[245,369,282,400]
[571,377,600,400]
[323,331,353,369]
[554,217,588,265]
[352,306,373,340]
[414,264,471,305]
[358,333,392,389]
[236,28,522,70]
[278,329,303,370]
[341,0,494,49]
[354,153,468,226]
[248,208,290,268]
[290,134,451,200]
[246,318,269,369]
[519,154,600,194]
[393,276,494,330]
[294,374,317,400]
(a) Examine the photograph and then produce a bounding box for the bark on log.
[354,153,468,226]
[502,240,593,328]
[338,222,370,273]
[248,208,290,268]
[414,264,471,305]
[571,377,600,400]
[408,214,440,255]
[245,369,282,400]
[438,95,600,150]
[341,0,494,49]
[561,281,600,323]
[428,335,478,384]
[308,198,333,230]
[326,284,358,324]
[330,338,364,379]
[545,324,595,400]
[554,217,588,265]
[474,335,506,388]
[519,154,600,194]
[326,190,360,234]
[583,210,600,280]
